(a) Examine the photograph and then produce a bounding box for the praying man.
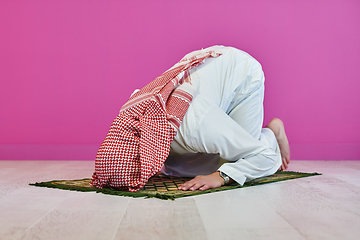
[91,45,290,192]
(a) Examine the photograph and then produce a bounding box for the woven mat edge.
[29,171,321,200]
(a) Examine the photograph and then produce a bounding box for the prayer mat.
[30,171,321,200]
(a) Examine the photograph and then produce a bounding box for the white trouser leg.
[163,102,281,184]
[196,103,281,184]
[217,127,282,185]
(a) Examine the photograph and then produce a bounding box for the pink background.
[1,0,359,160]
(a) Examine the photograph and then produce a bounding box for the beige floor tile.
[0,160,359,240]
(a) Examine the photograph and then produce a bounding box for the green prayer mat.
[30,171,321,200]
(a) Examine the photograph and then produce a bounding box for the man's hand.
[178,172,225,191]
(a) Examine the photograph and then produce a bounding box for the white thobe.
[161,46,282,185]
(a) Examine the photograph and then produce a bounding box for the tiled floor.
[0,160,359,240]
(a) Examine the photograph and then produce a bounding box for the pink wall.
[1,0,359,160]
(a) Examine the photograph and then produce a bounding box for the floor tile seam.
[320,174,360,217]
[194,196,217,239]
[247,181,310,240]
[21,190,73,236]
[299,173,360,207]
[267,208,308,240]
[110,197,131,240]
[261,177,355,239]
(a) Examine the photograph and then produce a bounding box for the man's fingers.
[178,181,191,190]
[189,182,204,191]
[178,183,193,190]
[178,173,223,191]
[178,177,207,191]
[282,158,288,170]
[178,178,199,190]
[199,185,210,191]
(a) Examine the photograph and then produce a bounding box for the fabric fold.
[91,49,222,192]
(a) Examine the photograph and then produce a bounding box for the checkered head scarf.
[91,49,221,192]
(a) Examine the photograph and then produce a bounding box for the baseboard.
[0,144,100,160]
[0,143,359,160]
[290,143,360,160]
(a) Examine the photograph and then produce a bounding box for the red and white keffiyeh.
[91,49,222,192]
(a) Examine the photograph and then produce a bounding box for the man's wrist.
[218,171,230,185]
[214,171,225,186]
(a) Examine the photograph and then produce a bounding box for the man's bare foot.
[266,118,290,171]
